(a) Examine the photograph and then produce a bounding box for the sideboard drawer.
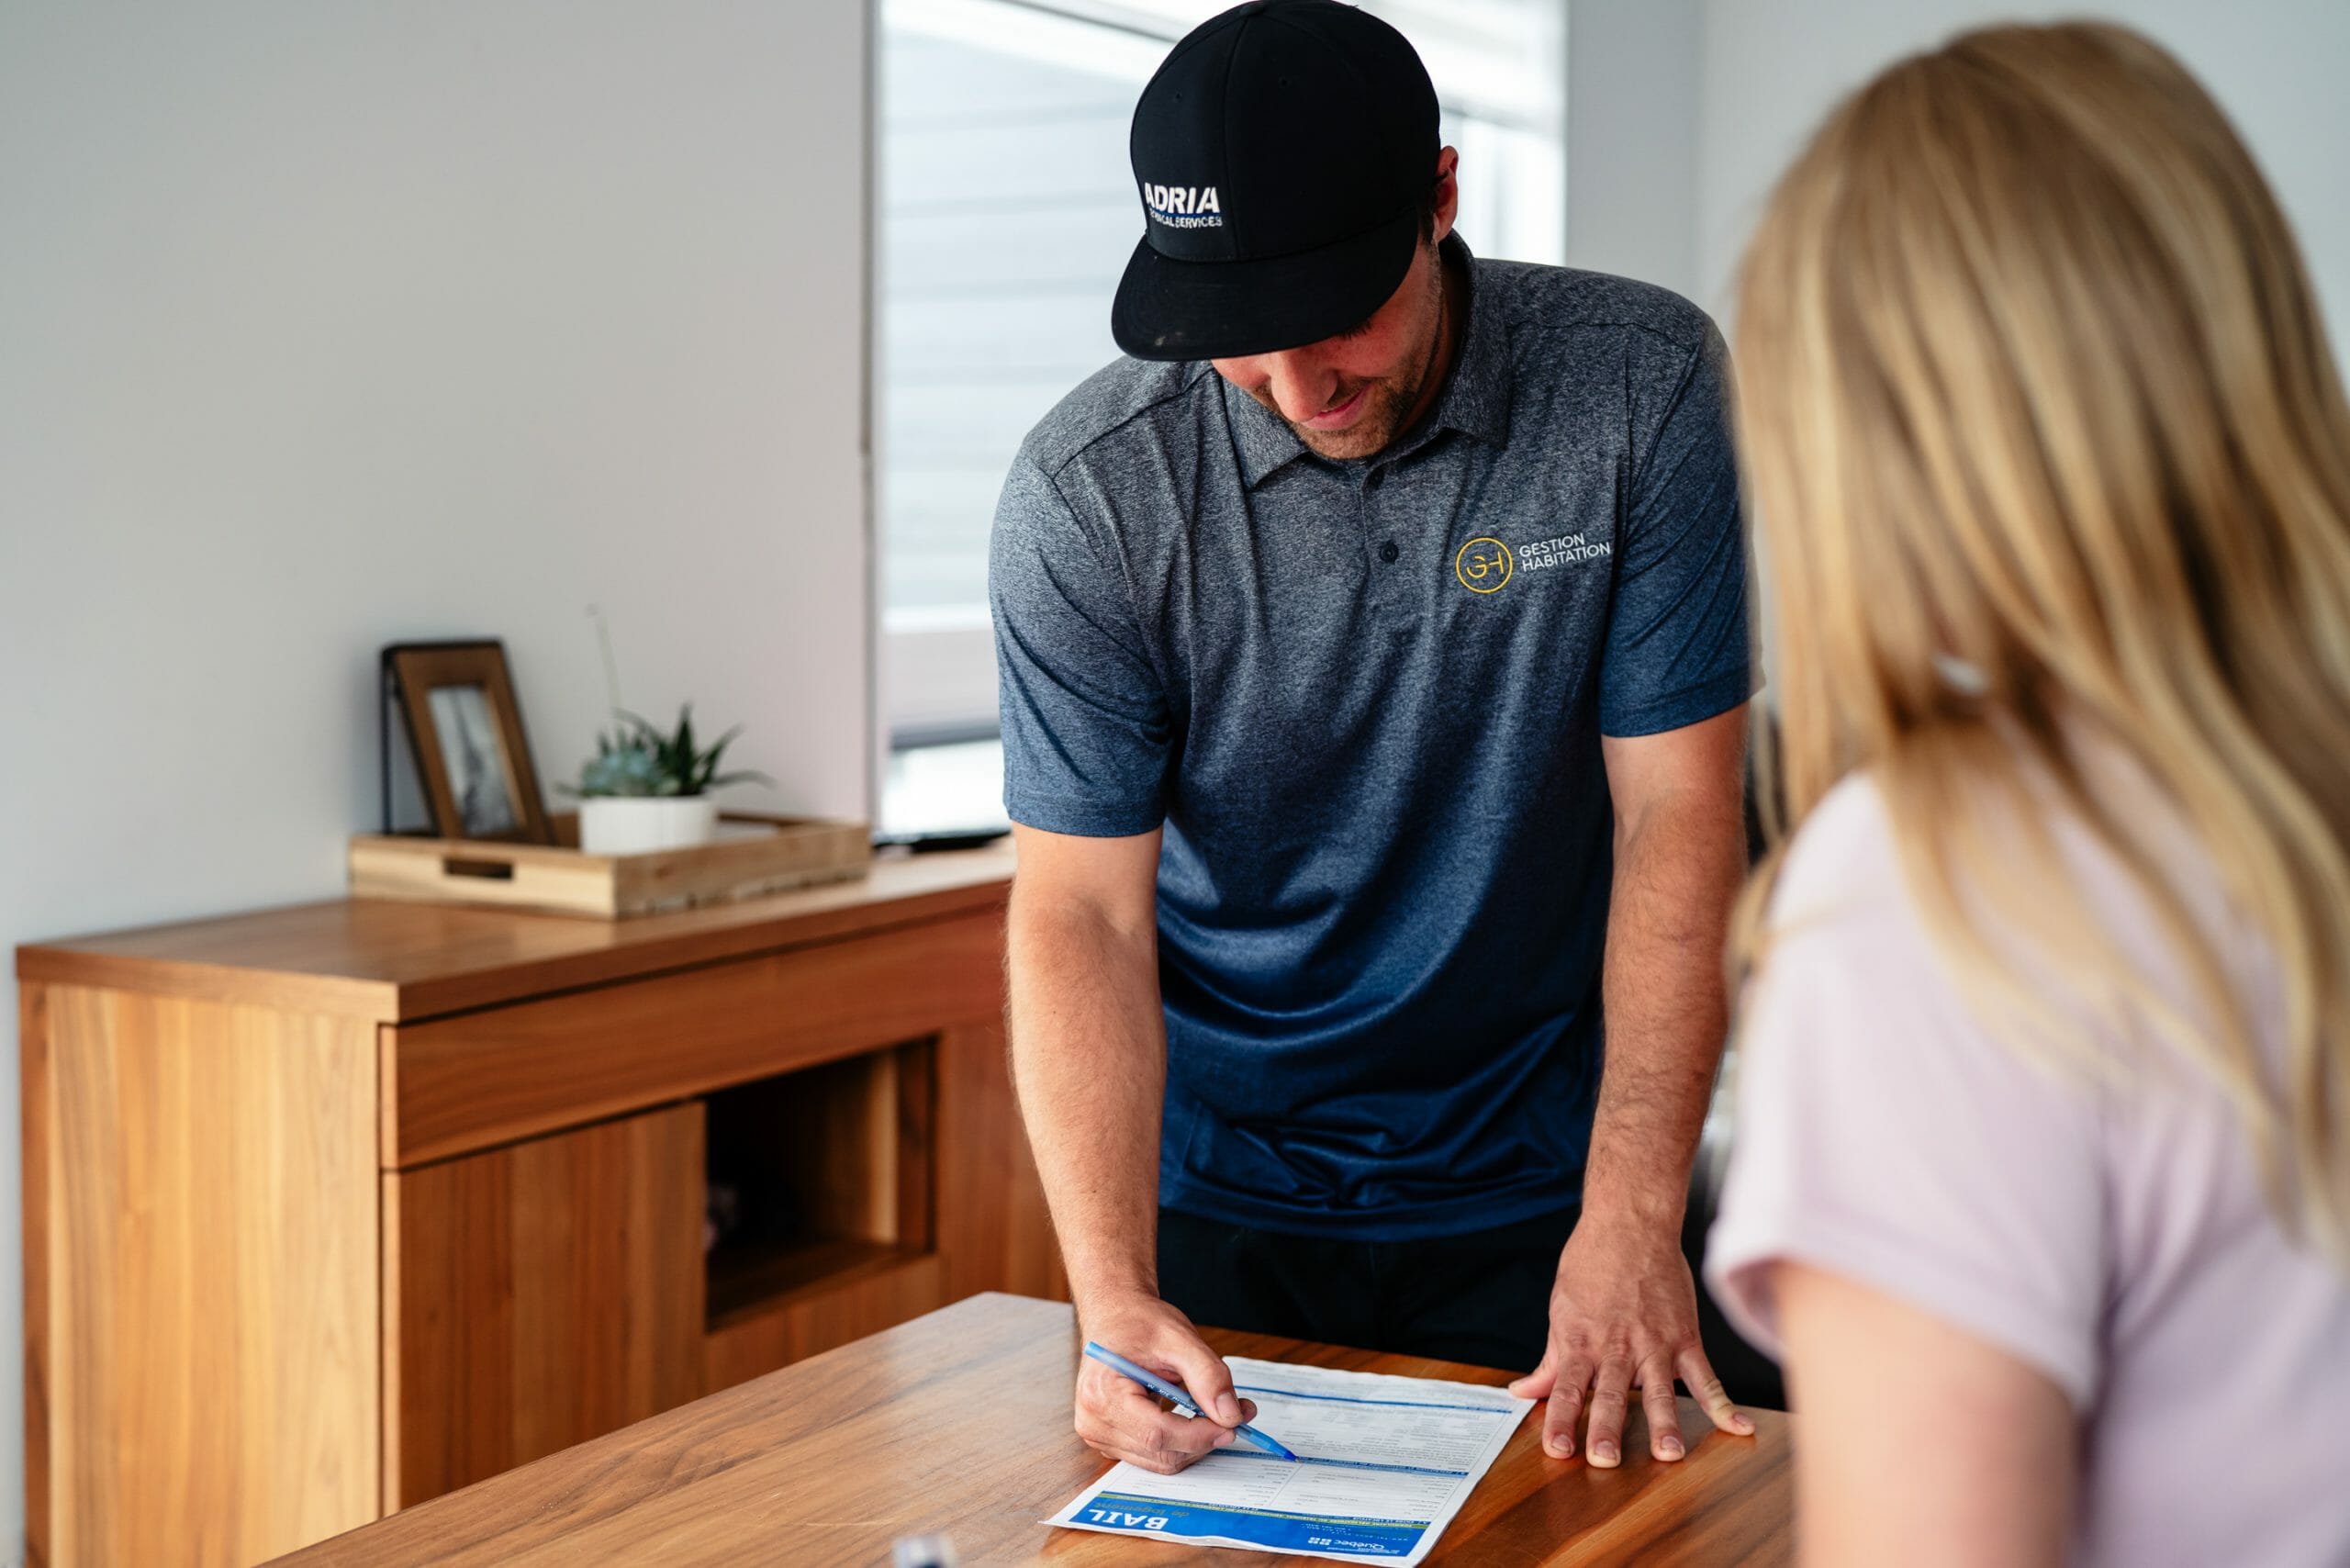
[382,910,1003,1167]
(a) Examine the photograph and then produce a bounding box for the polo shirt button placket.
[1362,465,1412,628]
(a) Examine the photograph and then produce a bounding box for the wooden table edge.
[262,1292,1791,1567]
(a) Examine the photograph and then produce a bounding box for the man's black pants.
[1156,1204,1579,1374]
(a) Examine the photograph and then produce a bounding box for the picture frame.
[383,639,554,846]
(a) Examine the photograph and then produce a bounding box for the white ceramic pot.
[578,795,720,855]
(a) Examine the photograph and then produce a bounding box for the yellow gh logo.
[1454,537,1514,594]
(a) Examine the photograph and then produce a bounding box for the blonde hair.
[1732,21,2350,1253]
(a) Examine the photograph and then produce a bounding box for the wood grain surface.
[270,1294,1787,1567]
[21,854,1064,1564]
[35,985,381,1568]
[20,985,50,1566]
[382,1103,706,1507]
[701,1249,946,1394]
[935,1021,1069,1305]
[383,910,1003,1165]
[348,812,871,919]
[15,842,1013,1022]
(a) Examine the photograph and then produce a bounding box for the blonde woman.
[1704,21,2350,1568]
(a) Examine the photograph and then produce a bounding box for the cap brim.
[1110,206,1423,362]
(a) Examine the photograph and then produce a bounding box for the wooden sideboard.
[15,843,1059,1568]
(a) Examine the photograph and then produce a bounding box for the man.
[990,0,1755,1479]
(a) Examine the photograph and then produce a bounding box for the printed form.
[1046,1357,1534,1564]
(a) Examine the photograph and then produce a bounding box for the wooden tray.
[349,812,871,919]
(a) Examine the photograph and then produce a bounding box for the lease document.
[1045,1357,1534,1564]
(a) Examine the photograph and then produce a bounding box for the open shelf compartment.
[703,1038,937,1333]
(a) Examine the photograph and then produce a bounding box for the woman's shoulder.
[1765,770,1913,938]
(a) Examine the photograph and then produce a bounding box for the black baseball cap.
[1111,1,1441,362]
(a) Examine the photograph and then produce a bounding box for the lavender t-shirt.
[1707,772,2350,1568]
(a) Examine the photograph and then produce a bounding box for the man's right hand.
[1075,1291,1257,1474]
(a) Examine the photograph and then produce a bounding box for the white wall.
[1561,2,2350,345]
[1565,0,1702,301]
[1692,0,2350,343]
[0,3,869,1555]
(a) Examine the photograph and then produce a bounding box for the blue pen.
[1083,1341,1299,1462]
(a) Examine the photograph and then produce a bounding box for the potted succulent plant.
[566,704,774,854]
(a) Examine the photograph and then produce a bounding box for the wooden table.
[270,1293,1791,1566]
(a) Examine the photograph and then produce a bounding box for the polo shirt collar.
[1219,232,1511,490]
[1222,373,1307,488]
[1427,234,1512,450]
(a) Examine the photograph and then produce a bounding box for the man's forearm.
[1006,886,1170,1315]
[1581,790,1746,1235]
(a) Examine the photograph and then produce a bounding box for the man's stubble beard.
[1285,375,1426,462]
[1272,244,1447,463]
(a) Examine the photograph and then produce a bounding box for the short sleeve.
[1703,778,2109,1410]
[989,454,1173,836]
[1596,322,1755,737]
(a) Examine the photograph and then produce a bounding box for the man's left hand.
[1507,1217,1753,1466]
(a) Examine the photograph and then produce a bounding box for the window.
[876,0,1567,834]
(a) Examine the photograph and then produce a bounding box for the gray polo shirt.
[990,236,1751,1239]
